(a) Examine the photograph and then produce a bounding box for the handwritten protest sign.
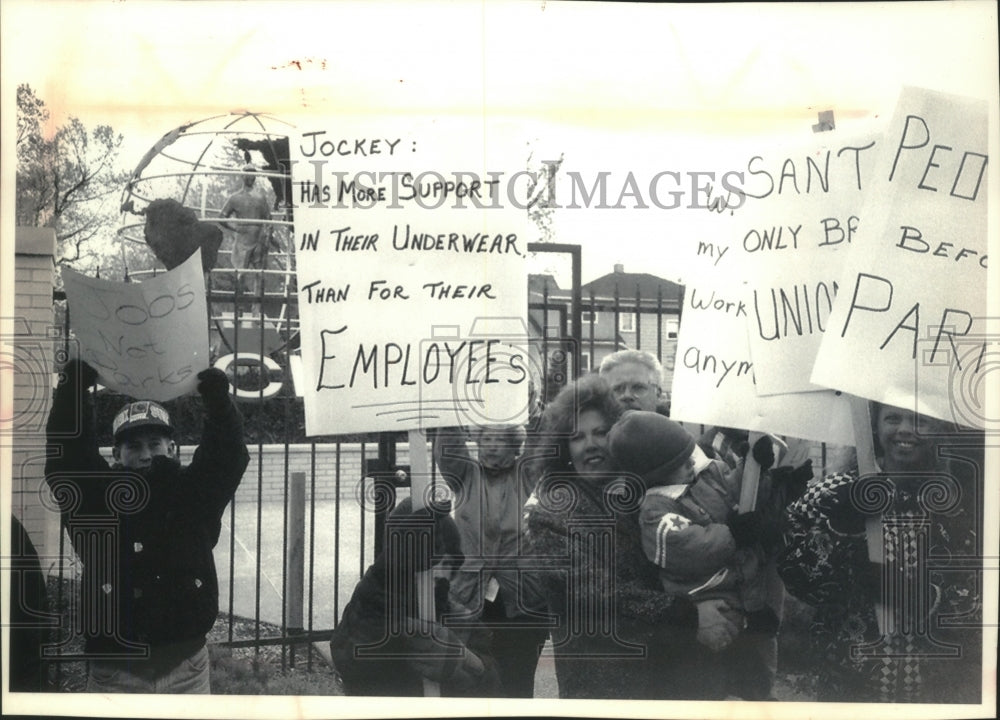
[62,250,209,402]
[812,87,990,428]
[732,130,882,395]
[660,135,856,443]
[291,119,529,436]
[669,276,854,444]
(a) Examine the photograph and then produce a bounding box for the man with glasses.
[599,349,665,413]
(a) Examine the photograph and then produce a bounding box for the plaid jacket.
[779,468,982,702]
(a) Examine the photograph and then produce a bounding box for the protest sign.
[62,250,209,402]
[663,133,859,444]
[733,130,882,395]
[291,118,530,436]
[669,276,854,444]
[812,87,990,428]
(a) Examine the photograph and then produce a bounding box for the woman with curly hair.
[522,374,702,699]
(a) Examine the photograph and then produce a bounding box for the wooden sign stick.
[408,429,440,698]
[738,431,765,513]
[847,395,886,635]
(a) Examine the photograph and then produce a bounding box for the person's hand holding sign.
[196,368,231,413]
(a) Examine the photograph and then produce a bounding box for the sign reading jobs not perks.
[291,120,530,436]
[812,88,990,428]
[62,250,209,402]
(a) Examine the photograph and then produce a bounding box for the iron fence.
[45,242,831,678]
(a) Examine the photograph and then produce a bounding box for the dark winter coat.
[9,514,50,692]
[45,369,248,664]
[329,501,502,697]
[523,474,699,699]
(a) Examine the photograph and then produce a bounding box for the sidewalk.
[212,497,558,696]
[214,498,371,631]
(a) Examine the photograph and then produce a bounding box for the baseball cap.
[112,401,174,444]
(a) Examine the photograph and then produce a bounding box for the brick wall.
[8,228,58,563]
[98,441,434,505]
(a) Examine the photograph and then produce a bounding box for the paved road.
[213,497,815,700]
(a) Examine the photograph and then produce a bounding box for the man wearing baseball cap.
[45,360,249,693]
[111,400,177,469]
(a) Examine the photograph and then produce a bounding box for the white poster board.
[670,276,854,444]
[291,119,530,436]
[812,87,990,428]
[737,130,882,395]
[665,136,856,445]
[62,250,209,402]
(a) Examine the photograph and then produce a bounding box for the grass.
[208,645,341,695]
[39,575,820,699]
[40,576,342,695]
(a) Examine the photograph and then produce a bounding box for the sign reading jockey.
[291,118,530,436]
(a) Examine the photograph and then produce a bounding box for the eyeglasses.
[611,382,658,396]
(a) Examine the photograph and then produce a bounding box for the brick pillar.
[6,227,58,571]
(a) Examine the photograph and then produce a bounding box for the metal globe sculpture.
[117,111,299,397]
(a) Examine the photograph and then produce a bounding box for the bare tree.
[526,151,564,244]
[16,84,130,271]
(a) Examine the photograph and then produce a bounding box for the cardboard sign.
[735,131,882,395]
[669,276,854,444]
[291,119,530,436]
[812,87,990,428]
[62,250,209,402]
[664,135,858,444]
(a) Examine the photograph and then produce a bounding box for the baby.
[608,410,779,700]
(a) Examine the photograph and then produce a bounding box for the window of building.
[619,313,636,332]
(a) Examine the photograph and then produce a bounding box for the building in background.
[529,263,683,401]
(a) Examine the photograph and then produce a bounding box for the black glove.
[665,594,699,630]
[825,483,867,535]
[727,510,764,548]
[769,460,814,508]
[745,607,781,635]
[197,368,231,412]
[62,359,98,388]
[783,459,813,500]
[751,436,775,472]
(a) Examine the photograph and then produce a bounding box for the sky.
[4,0,998,284]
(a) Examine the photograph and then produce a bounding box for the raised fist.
[197,368,231,411]
[63,359,98,388]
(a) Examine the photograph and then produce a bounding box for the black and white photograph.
[1,2,997,718]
